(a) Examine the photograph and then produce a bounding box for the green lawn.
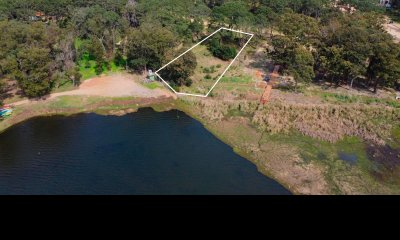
[143,81,163,90]
[78,59,125,80]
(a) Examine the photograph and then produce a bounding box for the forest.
[0,0,399,100]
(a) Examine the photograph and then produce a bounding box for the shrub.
[203,67,211,73]
[210,66,216,73]
[208,38,237,61]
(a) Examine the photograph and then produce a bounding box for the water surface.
[0,108,290,195]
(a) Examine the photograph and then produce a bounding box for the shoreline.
[0,95,176,134]
[1,94,399,195]
[0,95,297,194]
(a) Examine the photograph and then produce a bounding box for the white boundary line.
[206,33,254,97]
[155,28,223,74]
[155,28,254,97]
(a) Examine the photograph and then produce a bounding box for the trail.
[384,20,400,43]
[11,73,176,106]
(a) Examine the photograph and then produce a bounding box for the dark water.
[338,152,358,165]
[0,108,290,195]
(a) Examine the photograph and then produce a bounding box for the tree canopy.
[0,0,399,99]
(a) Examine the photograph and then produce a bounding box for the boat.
[0,106,13,118]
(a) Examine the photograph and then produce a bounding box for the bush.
[205,74,212,80]
[184,78,193,87]
[203,67,211,73]
[95,62,104,75]
[114,51,126,67]
[210,66,216,73]
[208,38,237,61]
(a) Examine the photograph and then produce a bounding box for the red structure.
[259,65,280,104]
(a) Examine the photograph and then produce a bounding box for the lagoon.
[0,108,290,195]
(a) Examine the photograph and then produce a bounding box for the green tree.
[211,0,254,28]
[16,47,54,97]
[71,5,127,57]
[277,10,320,45]
[367,43,400,93]
[0,21,64,98]
[208,37,237,60]
[271,35,315,86]
[136,0,210,40]
[161,51,197,87]
[85,37,106,74]
[290,46,315,85]
[126,25,178,72]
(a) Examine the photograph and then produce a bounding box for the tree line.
[0,0,399,100]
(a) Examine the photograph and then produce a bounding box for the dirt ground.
[12,73,176,106]
[385,21,400,43]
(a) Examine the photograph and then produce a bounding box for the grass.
[143,82,163,90]
[172,44,228,95]
[321,92,400,108]
[3,94,25,104]
[0,95,176,133]
[180,97,398,194]
[262,131,396,194]
[220,75,252,84]
[78,60,97,80]
[389,126,400,149]
[48,96,94,109]
[78,60,125,80]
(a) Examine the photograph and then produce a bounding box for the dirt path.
[12,73,176,106]
[384,20,400,43]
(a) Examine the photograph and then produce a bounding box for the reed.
[183,98,400,145]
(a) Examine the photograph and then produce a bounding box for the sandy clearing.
[384,21,400,43]
[12,73,176,106]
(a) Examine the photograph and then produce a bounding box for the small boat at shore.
[0,106,13,118]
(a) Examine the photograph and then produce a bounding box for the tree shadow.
[0,82,23,103]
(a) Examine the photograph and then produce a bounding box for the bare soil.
[11,73,176,106]
[385,21,400,43]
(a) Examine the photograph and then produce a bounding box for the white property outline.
[155,27,254,97]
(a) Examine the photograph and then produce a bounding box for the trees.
[276,10,320,45]
[316,13,393,88]
[136,0,210,40]
[271,35,315,86]
[126,25,178,72]
[71,5,127,58]
[340,0,383,12]
[85,37,107,74]
[124,0,139,27]
[162,51,197,87]
[290,46,315,84]
[0,20,77,97]
[211,0,254,28]
[269,7,400,92]
[16,47,54,97]
[0,21,56,97]
[367,43,400,93]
